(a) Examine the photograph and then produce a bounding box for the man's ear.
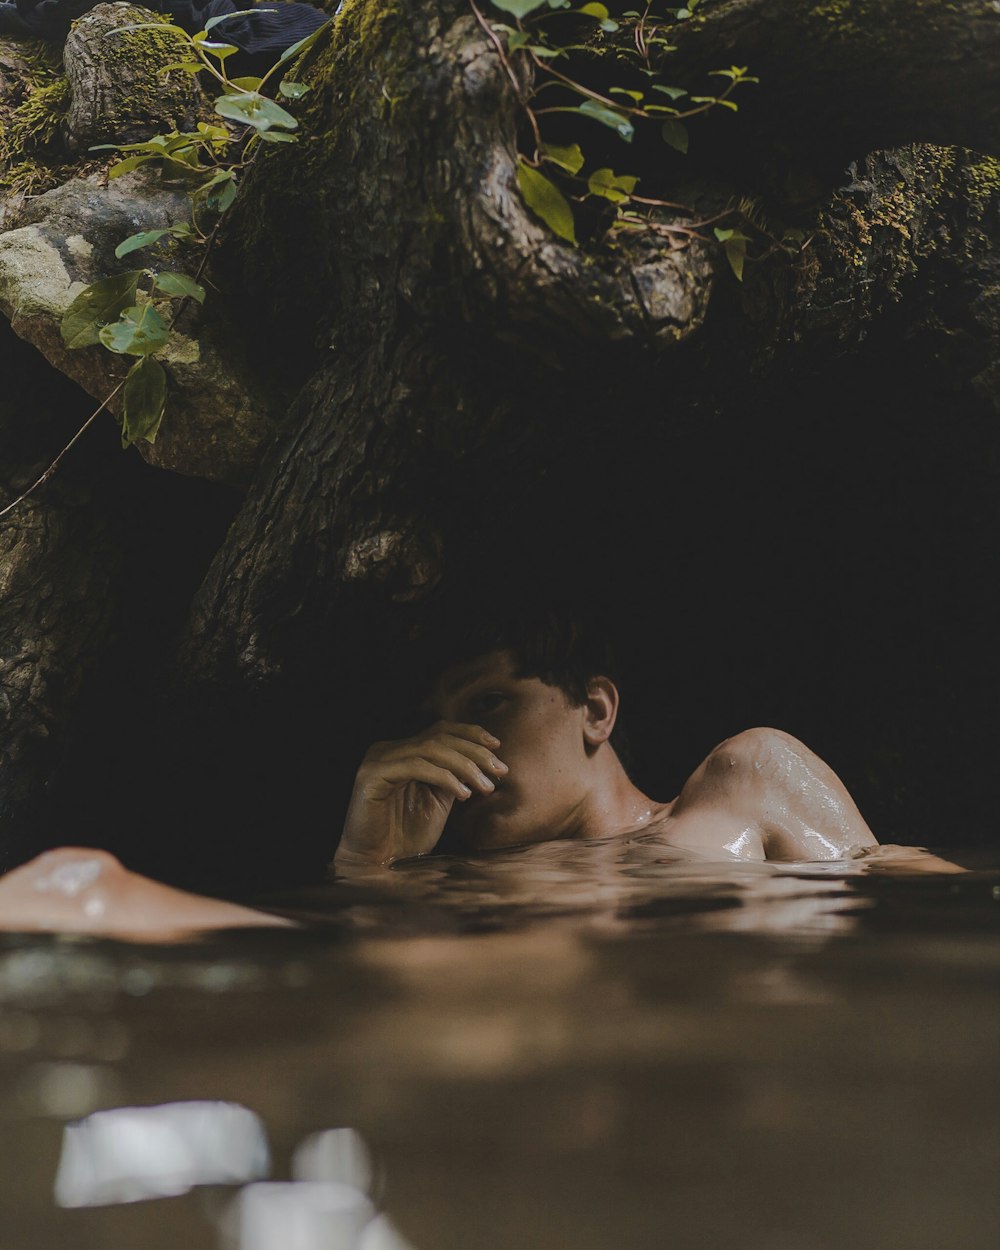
[581,676,619,750]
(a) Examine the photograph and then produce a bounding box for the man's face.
[422,649,592,852]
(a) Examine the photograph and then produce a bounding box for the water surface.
[1,838,998,1249]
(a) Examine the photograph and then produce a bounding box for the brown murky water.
[1,838,998,1250]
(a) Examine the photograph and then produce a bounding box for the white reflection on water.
[54,1100,269,1207]
[236,1181,375,1250]
[293,1126,375,1193]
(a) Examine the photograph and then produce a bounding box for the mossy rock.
[63,2,209,151]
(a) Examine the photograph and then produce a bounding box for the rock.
[0,169,281,486]
[63,2,209,153]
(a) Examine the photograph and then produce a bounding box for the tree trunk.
[3,0,999,877]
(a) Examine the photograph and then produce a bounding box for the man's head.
[418,630,629,852]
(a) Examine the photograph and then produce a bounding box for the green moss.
[961,154,1000,219]
[808,0,952,46]
[0,44,71,195]
[72,6,195,127]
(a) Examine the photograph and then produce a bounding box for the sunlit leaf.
[60,271,143,349]
[609,87,644,102]
[516,162,577,246]
[541,142,585,174]
[587,167,638,203]
[214,91,298,131]
[577,99,634,141]
[115,228,172,258]
[199,40,238,58]
[651,83,687,100]
[204,7,273,31]
[491,0,548,15]
[277,18,330,64]
[121,356,167,446]
[107,153,156,178]
[152,271,206,302]
[660,119,689,152]
[99,303,170,356]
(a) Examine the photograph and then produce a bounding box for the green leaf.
[723,240,746,280]
[115,228,172,259]
[107,153,156,178]
[256,129,298,143]
[516,162,576,246]
[651,83,687,100]
[491,0,548,15]
[60,270,143,349]
[213,91,298,131]
[203,176,238,213]
[587,167,638,203]
[714,227,749,280]
[121,356,167,447]
[609,87,644,102]
[660,119,689,153]
[161,60,204,75]
[99,303,170,356]
[541,142,585,174]
[152,271,206,302]
[278,79,310,98]
[277,18,330,64]
[579,1,609,15]
[227,76,262,92]
[577,99,634,141]
[199,40,238,58]
[204,7,272,31]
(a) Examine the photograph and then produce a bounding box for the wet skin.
[335,649,888,869]
[0,847,291,939]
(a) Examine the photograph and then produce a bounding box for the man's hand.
[334,722,508,867]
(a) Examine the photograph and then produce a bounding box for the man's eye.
[471,692,507,715]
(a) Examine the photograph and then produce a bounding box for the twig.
[0,379,126,521]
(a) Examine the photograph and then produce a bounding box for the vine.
[0,12,328,521]
[477,0,795,278]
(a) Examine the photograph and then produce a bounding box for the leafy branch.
[0,15,328,520]
[479,0,773,275]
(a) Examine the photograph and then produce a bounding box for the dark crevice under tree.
[1,0,998,886]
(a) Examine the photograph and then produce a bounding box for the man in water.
[0,619,959,937]
[335,634,882,870]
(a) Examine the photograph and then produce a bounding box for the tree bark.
[4,0,1000,875]
[186,0,1000,685]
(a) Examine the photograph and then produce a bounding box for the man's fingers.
[415,744,500,794]
[376,758,473,802]
[431,734,507,777]
[372,728,507,778]
[427,721,501,748]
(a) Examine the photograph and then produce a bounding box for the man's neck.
[574,752,667,841]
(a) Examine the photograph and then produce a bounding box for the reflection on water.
[50,1099,415,1248]
[0,842,997,1250]
[55,1101,269,1206]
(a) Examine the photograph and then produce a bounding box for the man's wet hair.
[409,600,632,767]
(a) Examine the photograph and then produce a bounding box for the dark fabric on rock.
[0,0,328,78]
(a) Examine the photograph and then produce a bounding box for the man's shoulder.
[690,726,809,791]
